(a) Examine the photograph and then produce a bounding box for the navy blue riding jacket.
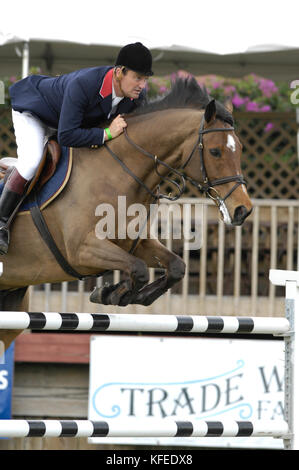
[9,66,145,148]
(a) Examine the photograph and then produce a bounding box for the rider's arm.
[57,78,105,148]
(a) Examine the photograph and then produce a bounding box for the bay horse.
[0,78,252,350]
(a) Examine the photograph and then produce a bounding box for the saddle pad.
[0,146,73,213]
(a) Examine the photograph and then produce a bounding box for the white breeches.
[12,110,57,180]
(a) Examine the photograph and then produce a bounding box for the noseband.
[181,116,247,205]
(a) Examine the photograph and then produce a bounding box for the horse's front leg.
[77,233,149,305]
[131,238,186,306]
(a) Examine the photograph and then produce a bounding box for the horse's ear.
[224,99,233,114]
[204,99,216,123]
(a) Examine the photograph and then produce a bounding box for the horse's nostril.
[233,205,251,225]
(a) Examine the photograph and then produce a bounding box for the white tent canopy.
[1,35,299,82]
[0,0,299,81]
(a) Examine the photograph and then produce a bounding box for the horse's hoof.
[89,287,109,304]
[89,287,102,304]
[117,291,133,306]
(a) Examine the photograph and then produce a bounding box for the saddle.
[0,138,62,193]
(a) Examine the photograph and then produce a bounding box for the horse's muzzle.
[232,205,252,226]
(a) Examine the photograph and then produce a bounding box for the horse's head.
[182,99,252,226]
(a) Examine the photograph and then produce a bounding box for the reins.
[103,116,247,206]
[104,128,185,202]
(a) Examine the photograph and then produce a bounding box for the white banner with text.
[88,335,284,448]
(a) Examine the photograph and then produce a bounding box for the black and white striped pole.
[0,311,290,335]
[0,419,289,439]
[0,266,297,449]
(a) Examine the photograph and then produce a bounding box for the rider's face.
[116,68,149,99]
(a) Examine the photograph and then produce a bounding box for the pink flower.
[232,93,246,108]
[246,101,260,112]
[224,85,236,95]
[159,86,168,94]
[177,70,192,79]
[246,102,271,112]
[258,78,278,98]
[264,122,274,133]
[260,105,271,112]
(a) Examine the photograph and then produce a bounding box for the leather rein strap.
[105,128,186,201]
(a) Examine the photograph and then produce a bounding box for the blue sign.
[0,342,14,419]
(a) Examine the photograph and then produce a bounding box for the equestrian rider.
[0,42,153,255]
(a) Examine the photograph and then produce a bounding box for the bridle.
[104,115,247,205]
[181,115,247,206]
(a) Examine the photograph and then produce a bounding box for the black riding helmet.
[115,42,154,76]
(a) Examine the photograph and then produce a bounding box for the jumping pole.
[0,419,289,439]
[0,312,290,335]
[0,268,297,449]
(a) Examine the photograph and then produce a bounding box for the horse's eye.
[209,148,221,158]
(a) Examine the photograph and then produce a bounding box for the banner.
[88,335,284,449]
[0,342,14,420]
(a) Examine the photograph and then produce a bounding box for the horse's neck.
[125,109,200,187]
[129,109,198,153]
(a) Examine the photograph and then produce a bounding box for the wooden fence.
[235,111,298,200]
[28,197,299,318]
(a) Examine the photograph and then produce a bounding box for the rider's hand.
[105,114,127,140]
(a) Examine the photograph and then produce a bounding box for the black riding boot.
[0,167,28,255]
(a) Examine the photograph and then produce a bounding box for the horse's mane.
[132,77,234,125]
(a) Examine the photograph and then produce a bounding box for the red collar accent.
[99,68,114,99]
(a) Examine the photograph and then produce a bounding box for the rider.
[0,42,153,255]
